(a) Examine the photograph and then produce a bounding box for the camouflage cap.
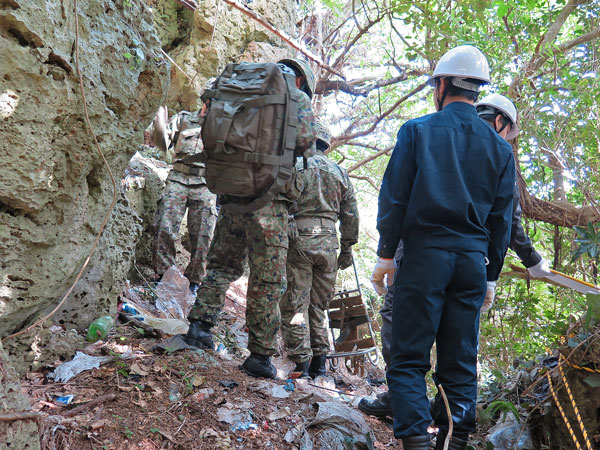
[314,120,331,150]
[278,58,316,99]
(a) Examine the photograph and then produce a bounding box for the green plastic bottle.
[86,316,114,342]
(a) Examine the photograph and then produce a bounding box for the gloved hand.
[481,281,496,312]
[527,259,552,279]
[337,250,353,270]
[370,258,396,296]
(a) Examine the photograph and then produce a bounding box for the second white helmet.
[476,93,519,140]
[430,45,491,91]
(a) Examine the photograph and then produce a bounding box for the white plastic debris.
[48,352,111,383]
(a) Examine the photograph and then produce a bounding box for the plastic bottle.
[86,316,114,342]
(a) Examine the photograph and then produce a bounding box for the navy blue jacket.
[377,101,515,281]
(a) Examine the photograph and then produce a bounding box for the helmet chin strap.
[495,114,509,135]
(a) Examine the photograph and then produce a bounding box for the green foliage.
[479,400,521,425]
[311,0,600,380]
[572,223,600,261]
[584,293,600,330]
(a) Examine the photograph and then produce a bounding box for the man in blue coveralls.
[371,45,516,450]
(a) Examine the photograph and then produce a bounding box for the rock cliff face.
[0,0,169,340]
[0,0,299,364]
[156,0,296,110]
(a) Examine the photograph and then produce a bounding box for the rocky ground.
[18,275,398,450]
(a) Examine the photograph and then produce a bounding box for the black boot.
[357,391,393,417]
[291,361,310,379]
[189,282,200,296]
[434,432,467,450]
[184,320,214,349]
[241,353,276,379]
[401,435,431,450]
[308,354,327,378]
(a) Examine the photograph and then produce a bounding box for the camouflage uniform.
[280,151,359,362]
[188,91,316,356]
[152,111,218,284]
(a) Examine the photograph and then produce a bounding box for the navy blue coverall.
[377,101,515,439]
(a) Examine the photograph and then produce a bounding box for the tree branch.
[347,144,394,172]
[332,82,427,149]
[349,174,380,191]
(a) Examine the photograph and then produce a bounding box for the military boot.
[291,361,310,379]
[241,353,276,379]
[308,354,327,378]
[357,391,393,417]
[401,435,431,450]
[434,432,467,450]
[184,320,214,350]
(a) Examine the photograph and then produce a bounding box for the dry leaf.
[130,363,149,376]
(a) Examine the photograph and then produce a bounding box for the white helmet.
[429,45,491,91]
[476,93,519,139]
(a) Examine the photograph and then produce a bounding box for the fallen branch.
[0,412,42,422]
[437,385,452,450]
[61,393,117,418]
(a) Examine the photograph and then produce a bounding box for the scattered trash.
[230,420,258,432]
[121,302,144,320]
[86,316,115,342]
[153,334,199,353]
[219,380,239,389]
[248,380,291,399]
[270,384,291,399]
[54,395,75,405]
[217,402,254,429]
[144,317,189,335]
[169,382,180,403]
[487,419,534,449]
[268,407,291,421]
[283,379,295,392]
[307,401,375,450]
[154,266,196,319]
[271,355,295,379]
[194,388,215,401]
[48,352,111,383]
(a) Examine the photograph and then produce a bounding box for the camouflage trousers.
[188,200,289,356]
[280,233,338,363]
[152,180,217,283]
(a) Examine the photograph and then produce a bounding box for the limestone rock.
[163,0,297,110]
[0,0,169,338]
[0,341,40,449]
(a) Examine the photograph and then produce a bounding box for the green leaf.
[497,3,509,18]
[123,52,133,59]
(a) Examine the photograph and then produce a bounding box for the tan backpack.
[201,62,300,212]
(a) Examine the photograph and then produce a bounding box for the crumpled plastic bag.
[487,419,534,449]
[48,352,111,383]
[307,402,375,450]
[155,266,196,319]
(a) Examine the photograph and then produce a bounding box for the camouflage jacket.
[292,151,359,252]
[167,111,205,186]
